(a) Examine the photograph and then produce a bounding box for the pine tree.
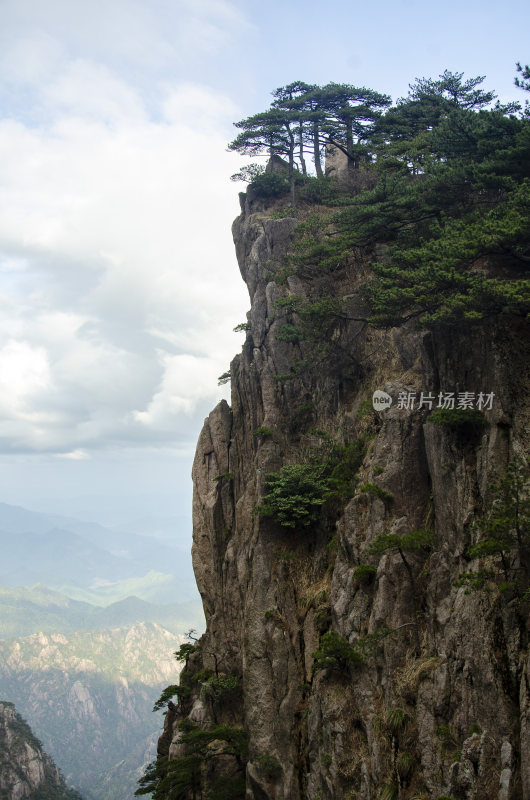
[369,529,433,652]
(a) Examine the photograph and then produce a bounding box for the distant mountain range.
[0,501,198,605]
[0,584,203,639]
[0,501,201,799]
[0,623,183,800]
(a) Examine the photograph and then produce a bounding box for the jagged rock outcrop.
[0,700,82,800]
[157,185,529,799]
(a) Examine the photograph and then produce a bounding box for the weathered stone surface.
[0,701,75,800]
[160,188,530,799]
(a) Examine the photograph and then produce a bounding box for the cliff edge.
[151,180,529,800]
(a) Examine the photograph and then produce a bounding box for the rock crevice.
[159,190,529,800]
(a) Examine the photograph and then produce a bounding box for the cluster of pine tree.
[230,69,530,326]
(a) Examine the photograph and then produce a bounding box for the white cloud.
[0,0,251,92]
[162,83,239,127]
[0,30,64,85]
[0,341,51,410]
[0,0,250,455]
[133,351,229,428]
[56,449,90,460]
[43,59,147,123]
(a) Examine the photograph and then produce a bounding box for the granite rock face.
[159,189,529,799]
[0,700,79,800]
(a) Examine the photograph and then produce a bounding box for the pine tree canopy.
[228,67,529,326]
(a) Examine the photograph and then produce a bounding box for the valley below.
[0,622,183,800]
[0,501,201,799]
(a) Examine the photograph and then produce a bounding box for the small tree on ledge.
[369,528,433,653]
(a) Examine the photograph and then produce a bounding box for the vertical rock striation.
[0,700,82,800]
[156,186,529,799]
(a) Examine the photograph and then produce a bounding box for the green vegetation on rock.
[254,753,283,779]
[457,457,530,600]
[428,407,488,432]
[311,630,364,673]
[136,723,248,800]
[369,529,434,652]
[255,463,330,528]
[255,439,364,528]
[232,72,529,327]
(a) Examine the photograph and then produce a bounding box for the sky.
[0,0,528,525]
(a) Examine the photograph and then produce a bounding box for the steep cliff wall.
[156,186,529,800]
[0,700,82,800]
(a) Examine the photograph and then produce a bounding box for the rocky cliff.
[0,700,82,800]
[152,181,529,800]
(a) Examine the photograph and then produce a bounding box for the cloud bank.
[0,0,250,455]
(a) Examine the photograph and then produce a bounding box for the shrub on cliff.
[174,641,199,665]
[152,684,186,712]
[201,673,240,701]
[458,457,530,599]
[369,528,434,653]
[428,408,488,442]
[249,171,290,198]
[428,408,488,430]
[136,724,248,799]
[255,439,365,528]
[311,630,364,673]
[255,753,283,779]
[255,464,329,527]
